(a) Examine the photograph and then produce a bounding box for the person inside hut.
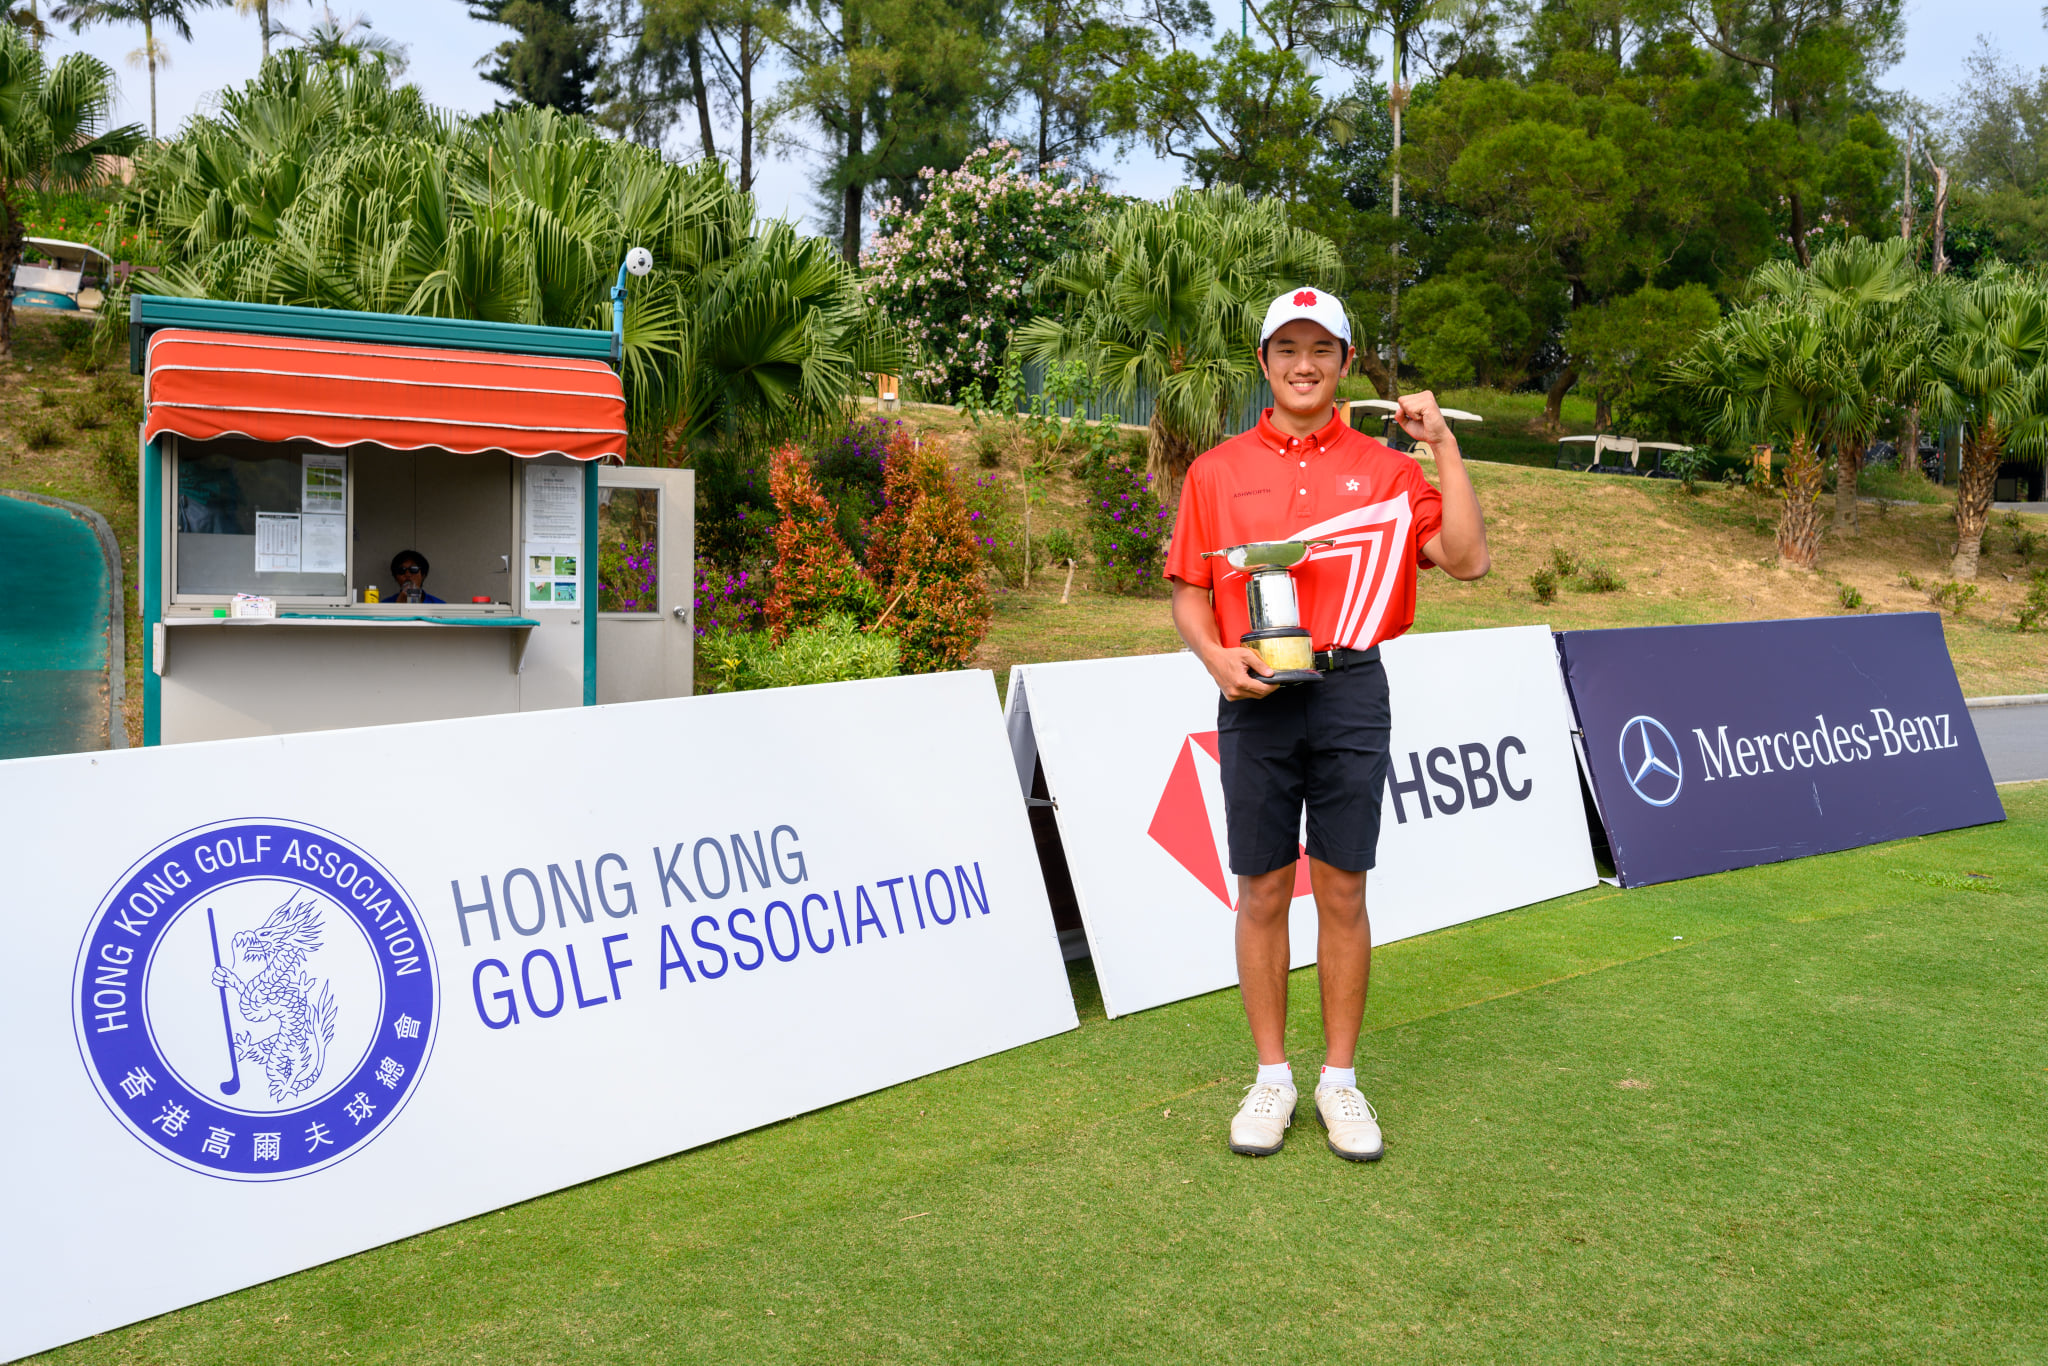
[389,550,444,604]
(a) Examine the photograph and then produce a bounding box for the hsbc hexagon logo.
[1146,731,1310,906]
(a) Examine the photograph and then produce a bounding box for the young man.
[1164,287,1490,1162]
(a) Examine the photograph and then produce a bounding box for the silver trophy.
[1202,539,1333,686]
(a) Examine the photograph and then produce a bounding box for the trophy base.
[1243,628,1320,686]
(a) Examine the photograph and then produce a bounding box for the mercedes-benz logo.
[1618,715,1684,807]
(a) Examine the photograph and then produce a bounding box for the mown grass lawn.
[43,782,2048,1365]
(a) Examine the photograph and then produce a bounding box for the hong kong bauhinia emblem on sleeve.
[72,820,438,1180]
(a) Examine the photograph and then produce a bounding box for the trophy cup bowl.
[1202,540,1334,686]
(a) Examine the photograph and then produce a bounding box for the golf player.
[1164,287,1491,1161]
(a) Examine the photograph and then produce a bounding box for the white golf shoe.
[1314,1085,1383,1161]
[1228,1080,1298,1156]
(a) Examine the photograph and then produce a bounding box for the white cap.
[1259,287,1351,348]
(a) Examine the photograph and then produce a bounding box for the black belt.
[1313,645,1380,672]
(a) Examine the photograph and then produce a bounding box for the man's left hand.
[1396,390,1454,447]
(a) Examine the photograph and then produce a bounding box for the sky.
[50,0,2048,235]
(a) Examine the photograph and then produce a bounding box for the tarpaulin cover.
[142,328,627,462]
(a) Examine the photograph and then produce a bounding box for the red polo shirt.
[1164,408,1444,651]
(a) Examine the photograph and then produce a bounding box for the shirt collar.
[1254,406,1349,454]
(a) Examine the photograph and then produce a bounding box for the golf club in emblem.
[1202,540,1334,686]
[206,906,242,1096]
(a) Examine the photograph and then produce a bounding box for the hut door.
[595,467,695,704]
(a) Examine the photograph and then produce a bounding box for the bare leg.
[1308,858,1370,1070]
[1234,865,1297,1065]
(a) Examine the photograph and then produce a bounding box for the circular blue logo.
[72,820,438,1181]
[1618,715,1685,807]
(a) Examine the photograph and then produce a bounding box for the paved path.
[0,494,108,759]
[1971,702,2048,784]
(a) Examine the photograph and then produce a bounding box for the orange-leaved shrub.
[868,434,992,673]
[766,442,881,640]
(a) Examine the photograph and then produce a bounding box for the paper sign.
[524,466,582,544]
[301,513,346,574]
[302,454,346,515]
[523,468,583,609]
[254,512,302,574]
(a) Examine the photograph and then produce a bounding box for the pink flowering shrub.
[863,143,1116,402]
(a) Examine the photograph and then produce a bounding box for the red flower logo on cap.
[1293,290,1318,306]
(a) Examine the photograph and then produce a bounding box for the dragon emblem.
[210,896,339,1103]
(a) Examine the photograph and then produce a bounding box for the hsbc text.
[1385,737,1534,823]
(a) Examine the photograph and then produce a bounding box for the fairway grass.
[42,785,2048,1365]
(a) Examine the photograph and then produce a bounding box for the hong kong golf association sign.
[72,819,438,1181]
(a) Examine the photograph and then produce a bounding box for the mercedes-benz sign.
[1618,715,1684,807]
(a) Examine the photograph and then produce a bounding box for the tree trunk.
[1037,5,1052,168]
[1148,412,1202,507]
[1594,391,1611,434]
[1543,362,1578,435]
[1902,405,1921,481]
[737,19,754,192]
[1832,439,1864,534]
[687,34,717,161]
[1354,345,1394,401]
[1950,421,2002,579]
[1777,433,1825,569]
[1387,52,1404,379]
[1929,164,1949,275]
[838,6,863,265]
[146,19,158,140]
[0,191,22,362]
[259,0,271,60]
[1788,191,1811,268]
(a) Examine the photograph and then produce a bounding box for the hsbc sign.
[1006,627,1598,1018]
[1557,614,2004,887]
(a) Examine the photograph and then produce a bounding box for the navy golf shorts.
[1216,650,1392,877]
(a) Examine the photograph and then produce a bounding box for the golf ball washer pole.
[1202,539,1335,687]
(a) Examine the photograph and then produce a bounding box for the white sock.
[1318,1065,1356,1092]
[1255,1062,1293,1087]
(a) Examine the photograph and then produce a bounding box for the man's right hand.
[1206,646,1279,700]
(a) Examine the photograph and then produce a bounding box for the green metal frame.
[129,295,618,374]
[141,436,162,746]
[584,461,599,706]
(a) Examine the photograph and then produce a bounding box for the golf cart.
[13,238,112,317]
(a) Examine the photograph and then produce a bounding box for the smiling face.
[1259,318,1352,428]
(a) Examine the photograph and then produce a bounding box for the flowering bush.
[693,564,761,636]
[1082,451,1170,594]
[808,414,901,556]
[867,435,993,672]
[961,469,1029,583]
[863,143,1114,402]
[765,443,882,640]
[598,540,657,613]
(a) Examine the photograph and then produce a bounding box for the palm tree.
[56,0,222,139]
[1015,183,1344,495]
[1751,237,1924,534]
[233,0,287,61]
[117,58,898,441]
[0,25,142,357]
[278,5,406,73]
[1919,268,2048,579]
[1672,302,1853,570]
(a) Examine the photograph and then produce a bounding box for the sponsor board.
[1,671,1077,1362]
[1555,613,2005,886]
[1004,626,1598,1018]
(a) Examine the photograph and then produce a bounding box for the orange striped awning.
[142,328,627,462]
